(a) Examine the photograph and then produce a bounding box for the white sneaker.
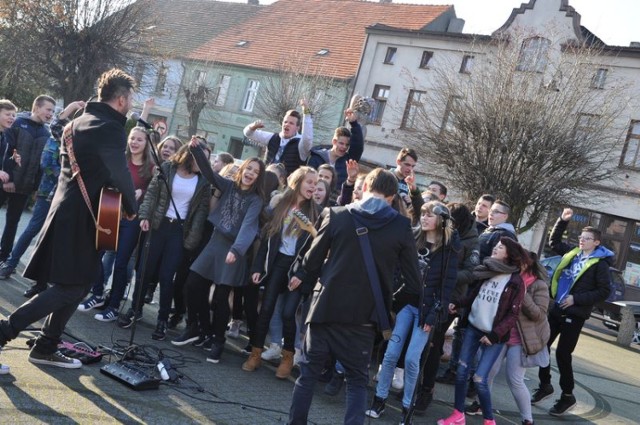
[0,363,9,374]
[293,348,303,366]
[392,367,404,390]
[226,319,242,339]
[261,343,282,361]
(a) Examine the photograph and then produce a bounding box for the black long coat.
[23,102,137,286]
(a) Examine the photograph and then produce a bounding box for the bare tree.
[0,0,156,104]
[401,31,631,232]
[254,54,341,131]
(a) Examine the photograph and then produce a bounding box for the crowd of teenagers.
[0,93,613,425]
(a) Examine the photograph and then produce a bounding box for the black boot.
[151,320,167,340]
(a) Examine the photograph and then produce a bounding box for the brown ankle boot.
[242,347,262,371]
[275,349,294,379]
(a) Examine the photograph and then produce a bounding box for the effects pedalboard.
[100,362,161,390]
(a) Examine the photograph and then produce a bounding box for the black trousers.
[0,282,91,354]
[289,323,376,425]
[0,191,29,261]
[538,310,585,394]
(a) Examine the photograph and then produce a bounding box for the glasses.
[578,236,594,241]
[489,209,506,215]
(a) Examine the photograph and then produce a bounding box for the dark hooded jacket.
[297,196,421,326]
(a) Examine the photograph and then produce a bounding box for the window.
[154,64,168,94]
[574,113,600,143]
[516,37,550,72]
[419,51,434,69]
[194,70,207,87]
[591,68,608,89]
[401,90,426,129]
[441,95,462,133]
[459,55,474,74]
[228,137,244,159]
[369,85,390,125]
[384,47,397,65]
[213,75,231,107]
[242,79,260,112]
[621,120,640,169]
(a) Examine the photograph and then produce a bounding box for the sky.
[232,0,640,47]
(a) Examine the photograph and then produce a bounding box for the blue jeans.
[4,196,50,270]
[107,218,141,309]
[455,325,505,420]
[375,304,430,408]
[91,250,135,297]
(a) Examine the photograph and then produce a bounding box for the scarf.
[472,257,519,281]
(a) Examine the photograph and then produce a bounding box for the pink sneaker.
[437,409,465,425]
[483,420,496,425]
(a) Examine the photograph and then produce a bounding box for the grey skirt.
[190,230,248,286]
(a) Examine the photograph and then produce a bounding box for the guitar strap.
[62,123,111,237]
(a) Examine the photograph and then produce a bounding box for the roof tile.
[188,0,452,79]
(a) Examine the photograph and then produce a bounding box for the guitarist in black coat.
[0,69,137,370]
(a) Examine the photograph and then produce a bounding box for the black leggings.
[252,253,302,352]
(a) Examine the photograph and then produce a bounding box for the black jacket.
[298,198,421,326]
[24,102,137,286]
[548,217,612,320]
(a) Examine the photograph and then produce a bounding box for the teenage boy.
[531,208,612,416]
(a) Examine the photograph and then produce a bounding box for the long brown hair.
[126,127,153,181]
[264,166,319,239]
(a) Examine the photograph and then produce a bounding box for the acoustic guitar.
[96,187,122,251]
[292,210,317,238]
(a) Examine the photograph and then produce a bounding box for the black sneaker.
[436,368,456,385]
[241,343,252,355]
[324,372,344,396]
[192,334,207,347]
[0,264,15,280]
[201,335,214,351]
[465,400,482,416]
[117,308,143,329]
[24,283,47,298]
[167,314,183,330]
[206,341,224,364]
[400,406,410,425]
[151,320,167,340]
[171,324,200,346]
[413,389,433,413]
[28,349,82,369]
[365,396,386,419]
[531,383,554,405]
[144,287,155,304]
[549,394,576,416]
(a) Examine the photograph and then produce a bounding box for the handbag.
[350,212,394,340]
[521,345,550,368]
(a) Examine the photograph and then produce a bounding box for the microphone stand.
[121,129,177,353]
[402,216,453,425]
